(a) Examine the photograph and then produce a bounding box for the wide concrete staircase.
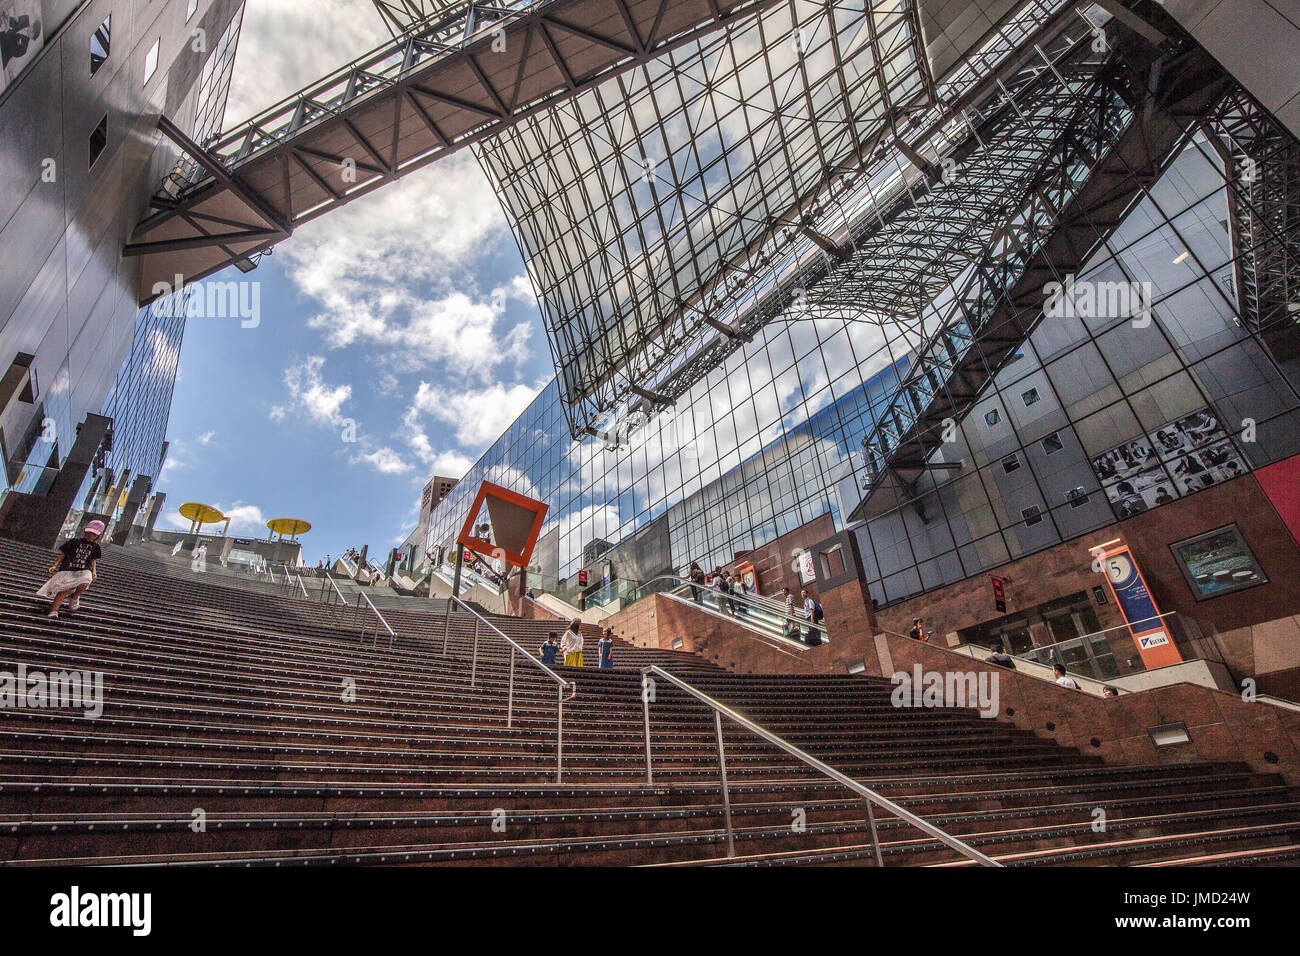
[2,537,1299,866]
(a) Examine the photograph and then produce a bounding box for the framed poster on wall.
[1169,524,1268,600]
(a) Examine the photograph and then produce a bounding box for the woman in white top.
[559,618,584,667]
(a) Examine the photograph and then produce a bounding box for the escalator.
[631,575,828,652]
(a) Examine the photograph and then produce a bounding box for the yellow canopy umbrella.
[267,517,311,540]
[179,501,227,534]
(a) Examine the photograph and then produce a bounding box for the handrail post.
[471,617,480,687]
[507,647,515,728]
[642,674,654,785]
[556,683,564,784]
[442,600,451,655]
[865,798,884,868]
[714,710,735,858]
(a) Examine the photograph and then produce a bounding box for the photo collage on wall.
[1088,407,1245,519]
[0,0,44,96]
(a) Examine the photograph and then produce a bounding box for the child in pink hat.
[36,520,105,618]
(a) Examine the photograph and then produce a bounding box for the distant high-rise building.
[420,476,459,529]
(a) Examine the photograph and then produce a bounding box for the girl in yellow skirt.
[559,618,584,667]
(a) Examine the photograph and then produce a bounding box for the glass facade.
[97,289,189,486]
[426,126,1300,609]
[850,132,1300,607]
[193,6,244,146]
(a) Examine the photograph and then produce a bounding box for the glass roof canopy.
[475,0,931,437]
[640,0,1077,412]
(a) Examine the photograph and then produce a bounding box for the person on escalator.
[714,570,734,616]
[986,647,1016,669]
[689,562,706,604]
[731,574,748,617]
[782,587,799,640]
[37,521,105,618]
[1053,664,1081,690]
[801,589,824,646]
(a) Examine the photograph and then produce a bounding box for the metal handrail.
[635,574,828,643]
[295,573,309,599]
[639,665,1001,867]
[360,591,396,648]
[321,572,349,605]
[1001,613,1177,661]
[442,594,575,783]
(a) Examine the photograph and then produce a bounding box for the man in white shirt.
[801,589,824,646]
[1053,664,1080,689]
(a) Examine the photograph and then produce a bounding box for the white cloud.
[407,379,544,448]
[306,288,530,379]
[224,1,390,127]
[492,274,538,307]
[428,450,473,479]
[159,453,185,484]
[355,447,413,474]
[269,356,352,428]
[398,404,476,478]
[197,431,216,445]
[275,154,522,380]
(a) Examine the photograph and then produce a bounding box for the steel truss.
[371,0,464,38]
[124,0,779,303]
[1204,90,1300,370]
[848,11,1236,520]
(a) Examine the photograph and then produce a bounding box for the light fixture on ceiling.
[1172,251,1190,264]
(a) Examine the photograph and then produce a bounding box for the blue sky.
[156,1,551,562]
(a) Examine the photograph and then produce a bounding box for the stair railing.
[442,595,575,782]
[639,665,1001,867]
[357,590,396,648]
[319,572,349,624]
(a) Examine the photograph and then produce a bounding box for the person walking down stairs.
[539,632,560,667]
[36,520,105,618]
[597,628,614,670]
[560,618,584,667]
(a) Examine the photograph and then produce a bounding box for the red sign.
[456,480,549,569]
[578,569,589,586]
[990,575,1007,613]
[463,549,472,562]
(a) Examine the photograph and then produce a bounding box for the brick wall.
[878,631,1300,785]
[874,471,1300,680]
[719,512,835,598]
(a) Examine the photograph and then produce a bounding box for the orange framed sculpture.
[456,480,548,569]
